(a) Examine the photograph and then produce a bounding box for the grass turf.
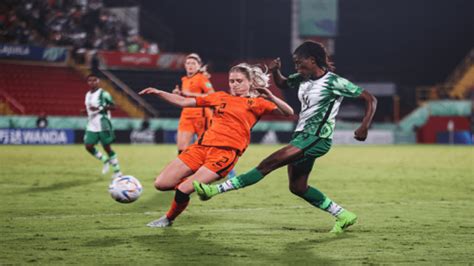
[1,144,473,264]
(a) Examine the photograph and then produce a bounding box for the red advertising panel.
[99,51,187,70]
[417,116,470,143]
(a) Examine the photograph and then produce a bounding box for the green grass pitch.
[1,144,473,264]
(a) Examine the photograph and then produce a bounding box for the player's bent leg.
[186,167,221,201]
[150,167,220,227]
[193,168,259,201]
[85,144,95,153]
[148,189,190,228]
[193,181,219,201]
[256,144,303,175]
[177,166,220,194]
[288,162,357,233]
[85,143,110,174]
[147,160,194,228]
[194,145,303,201]
[102,161,110,175]
[103,144,121,177]
[154,158,194,191]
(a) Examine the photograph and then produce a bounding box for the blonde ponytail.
[229,63,270,97]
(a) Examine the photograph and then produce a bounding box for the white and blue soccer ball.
[109,175,143,203]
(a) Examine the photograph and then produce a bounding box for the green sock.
[301,186,331,209]
[88,147,108,163]
[301,186,344,216]
[229,168,264,189]
[108,151,121,172]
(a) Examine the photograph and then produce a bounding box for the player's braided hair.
[186,53,211,78]
[229,63,270,97]
[293,41,335,71]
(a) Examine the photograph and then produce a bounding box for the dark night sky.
[336,0,474,86]
[107,0,473,87]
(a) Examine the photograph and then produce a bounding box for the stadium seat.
[0,63,129,117]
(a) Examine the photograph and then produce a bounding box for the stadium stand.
[416,48,474,104]
[0,62,129,117]
[0,0,159,63]
[108,69,183,117]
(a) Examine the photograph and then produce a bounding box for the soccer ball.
[109,175,143,203]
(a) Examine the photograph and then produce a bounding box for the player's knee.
[154,176,172,191]
[289,183,306,196]
[153,180,167,191]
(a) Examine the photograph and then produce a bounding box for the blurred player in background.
[174,53,215,154]
[81,74,122,178]
[139,63,294,227]
[194,41,378,234]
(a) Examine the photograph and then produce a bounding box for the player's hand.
[172,85,181,95]
[139,87,161,95]
[354,126,368,141]
[255,87,274,99]
[268,58,281,72]
[79,108,86,115]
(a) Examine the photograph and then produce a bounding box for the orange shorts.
[177,116,209,137]
[178,144,239,178]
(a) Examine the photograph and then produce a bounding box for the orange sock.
[165,189,190,220]
[165,199,190,220]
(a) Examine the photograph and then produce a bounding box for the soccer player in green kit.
[194,41,377,234]
[82,74,122,178]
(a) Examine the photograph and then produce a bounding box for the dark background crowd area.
[0,0,157,54]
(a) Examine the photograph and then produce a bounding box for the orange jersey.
[181,72,214,118]
[195,91,277,153]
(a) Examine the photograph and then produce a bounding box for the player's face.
[229,71,251,97]
[184,58,200,75]
[87,77,99,88]
[293,54,316,79]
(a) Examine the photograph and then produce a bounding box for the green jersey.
[288,72,363,138]
[84,88,114,132]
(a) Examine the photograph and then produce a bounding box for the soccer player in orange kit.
[174,53,214,154]
[139,63,294,227]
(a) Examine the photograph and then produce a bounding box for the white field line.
[4,200,470,221]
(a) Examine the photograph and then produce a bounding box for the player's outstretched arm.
[256,87,294,116]
[269,58,289,89]
[354,90,377,141]
[181,89,215,97]
[139,87,197,108]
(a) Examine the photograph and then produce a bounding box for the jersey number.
[216,103,226,115]
[213,156,229,168]
[302,95,310,112]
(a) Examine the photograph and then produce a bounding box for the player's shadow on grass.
[279,235,354,265]
[83,237,127,248]
[134,230,243,264]
[18,179,102,194]
[133,225,345,264]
